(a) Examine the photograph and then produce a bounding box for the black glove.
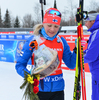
[73,46,77,54]
[87,40,89,43]
[76,13,83,23]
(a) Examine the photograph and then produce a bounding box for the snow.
[0,61,92,100]
[63,69,92,100]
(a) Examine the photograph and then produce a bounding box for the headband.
[43,8,61,25]
[84,13,99,21]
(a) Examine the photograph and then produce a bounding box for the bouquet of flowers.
[20,71,40,100]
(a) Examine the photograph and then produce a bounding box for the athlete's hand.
[81,38,86,47]
[75,38,86,47]
[29,40,38,50]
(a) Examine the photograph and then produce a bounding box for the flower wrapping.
[31,44,60,79]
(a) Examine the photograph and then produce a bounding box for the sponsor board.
[0,34,90,72]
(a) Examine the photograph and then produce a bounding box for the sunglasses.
[47,10,61,17]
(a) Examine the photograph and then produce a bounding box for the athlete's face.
[43,23,60,37]
[84,20,95,29]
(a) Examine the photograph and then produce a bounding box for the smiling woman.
[42,8,61,37]
[15,7,77,100]
[43,24,60,37]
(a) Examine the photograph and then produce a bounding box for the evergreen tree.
[14,16,20,28]
[3,9,11,28]
[54,0,57,9]
[0,8,3,27]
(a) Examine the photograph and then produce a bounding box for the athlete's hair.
[32,24,43,35]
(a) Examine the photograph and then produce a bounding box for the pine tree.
[3,9,11,28]
[14,16,20,28]
[54,0,57,9]
[0,8,3,27]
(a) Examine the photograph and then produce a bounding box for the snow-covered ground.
[63,69,92,100]
[0,61,92,100]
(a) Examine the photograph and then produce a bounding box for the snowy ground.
[0,61,92,100]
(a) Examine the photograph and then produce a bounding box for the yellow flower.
[27,74,34,84]
[35,74,40,80]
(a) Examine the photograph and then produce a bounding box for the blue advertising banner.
[0,34,32,63]
[0,40,18,62]
[0,34,31,40]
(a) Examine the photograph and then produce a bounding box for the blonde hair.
[32,24,43,35]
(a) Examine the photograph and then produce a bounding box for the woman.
[15,8,76,100]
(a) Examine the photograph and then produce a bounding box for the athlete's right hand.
[29,40,38,50]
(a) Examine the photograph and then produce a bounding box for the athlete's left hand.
[81,38,86,47]
[75,38,86,47]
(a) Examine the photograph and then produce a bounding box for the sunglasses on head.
[47,10,61,17]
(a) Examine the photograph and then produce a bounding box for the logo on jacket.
[51,48,62,52]
[44,75,63,82]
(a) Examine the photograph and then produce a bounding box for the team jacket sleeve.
[61,37,76,69]
[15,36,34,78]
[84,31,99,63]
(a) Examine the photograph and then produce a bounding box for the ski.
[73,0,87,100]
[78,0,87,100]
[73,37,81,100]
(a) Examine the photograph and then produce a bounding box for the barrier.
[0,34,32,63]
[0,33,90,72]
